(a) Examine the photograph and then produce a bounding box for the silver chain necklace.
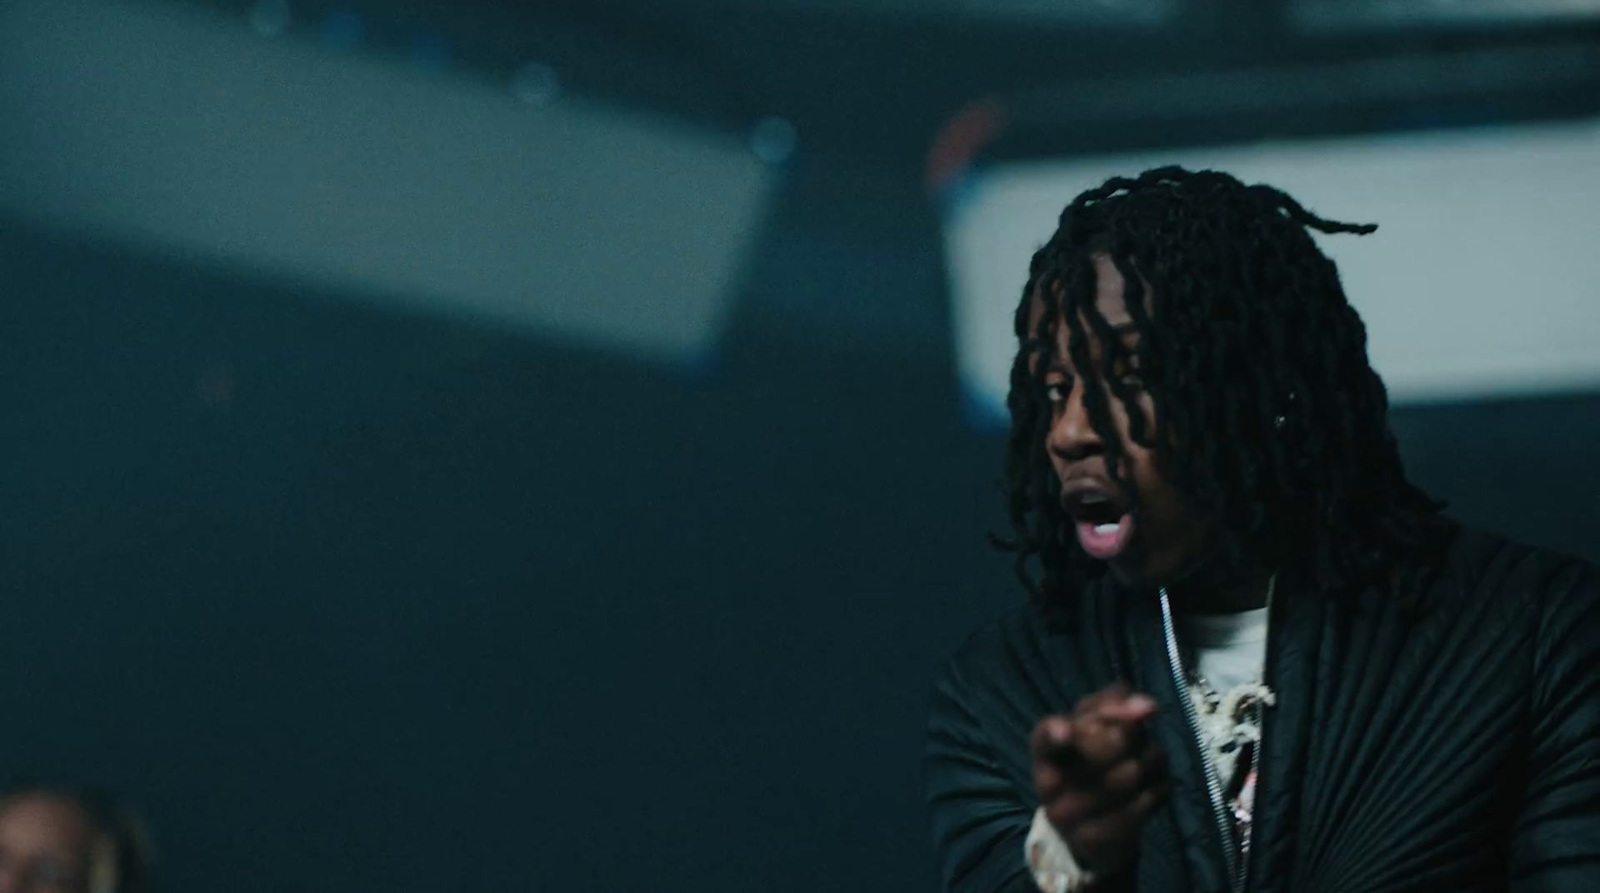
[1159,572,1278,893]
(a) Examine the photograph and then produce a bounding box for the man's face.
[1032,254,1212,588]
[0,795,95,893]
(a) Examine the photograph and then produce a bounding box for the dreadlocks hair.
[1000,165,1446,607]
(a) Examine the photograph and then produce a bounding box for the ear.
[1273,390,1314,472]
[1272,389,1297,432]
[1272,389,1305,433]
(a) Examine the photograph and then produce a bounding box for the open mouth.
[1061,487,1135,561]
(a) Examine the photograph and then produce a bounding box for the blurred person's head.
[0,786,150,893]
[1003,165,1444,603]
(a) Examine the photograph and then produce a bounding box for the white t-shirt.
[1178,607,1270,788]
[1178,606,1269,693]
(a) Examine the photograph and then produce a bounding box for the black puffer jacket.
[926,527,1600,893]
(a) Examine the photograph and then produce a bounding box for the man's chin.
[1098,524,1219,592]
[1102,555,1154,590]
[1102,550,1193,593]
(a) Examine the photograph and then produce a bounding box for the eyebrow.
[1042,323,1142,371]
[1054,321,1142,345]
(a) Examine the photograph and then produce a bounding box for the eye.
[1114,361,1146,391]
[1044,379,1069,404]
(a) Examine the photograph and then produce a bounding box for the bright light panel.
[944,120,1600,426]
[1294,0,1600,29]
[0,0,777,364]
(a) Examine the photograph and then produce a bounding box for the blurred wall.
[0,148,995,892]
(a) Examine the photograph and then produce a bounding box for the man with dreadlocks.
[925,167,1599,893]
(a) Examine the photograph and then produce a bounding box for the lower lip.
[1076,514,1135,560]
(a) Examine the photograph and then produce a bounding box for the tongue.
[1076,513,1134,560]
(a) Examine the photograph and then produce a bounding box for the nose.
[1046,379,1103,464]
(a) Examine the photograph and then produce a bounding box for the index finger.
[1029,715,1074,762]
[1095,692,1157,724]
[1072,693,1158,767]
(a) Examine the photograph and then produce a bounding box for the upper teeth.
[1094,523,1120,535]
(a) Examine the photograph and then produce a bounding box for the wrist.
[1025,808,1099,892]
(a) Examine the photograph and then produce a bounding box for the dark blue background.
[3,152,1595,892]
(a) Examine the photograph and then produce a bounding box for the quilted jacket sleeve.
[1510,558,1600,891]
[926,653,1041,893]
